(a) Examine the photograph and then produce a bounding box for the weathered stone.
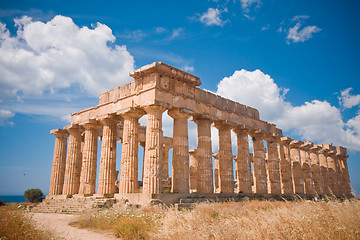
[264,135,281,195]
[249,130,267,194]
[49,129,69,195]
[289,140,304,194]
[300,141,314,195]
[278,137,294,194]
[234,128,252,194]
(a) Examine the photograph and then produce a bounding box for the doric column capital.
[143,104,166,114]
[248,129,263,139]
[233,125,248,135]
[168,107,192,119]
[289,140,304,148]
[263,133,280,143]
[50,128,69,138]
[309,145,321,153]
[65,124,84,134]
[99,114,120,125]
[318,148,330,156]
[118,107,146,119]
[212,120,235,130]
[300,141,313,151]
[82,119,101,131]
[192,116,213,126]
[278,136,293,145]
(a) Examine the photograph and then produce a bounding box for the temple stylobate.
[48,62,352,204]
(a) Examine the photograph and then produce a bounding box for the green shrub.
[24,188,44,203]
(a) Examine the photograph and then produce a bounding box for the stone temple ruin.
[46,62,352,206]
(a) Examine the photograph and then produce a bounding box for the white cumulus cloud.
[216,69,360,151]
[287,23,321,44]
[0,15,134,122]
[339,88,360,109]
[0,15,134,100]
[240,0,261,12]
[0,109,15,125]
[199,8,226,27]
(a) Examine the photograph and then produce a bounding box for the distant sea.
[0,195,26,203]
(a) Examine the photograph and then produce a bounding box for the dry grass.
[0,203,55,240]
[71,199,360,240]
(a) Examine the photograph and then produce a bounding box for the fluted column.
[214,121,234,193]
[249,130,267,194]
[78,120,100,195]
[189,149,198,192]
[309,145,322,195]
[63,124,84,195]
[289,140,304,194]
[318,148,331,195]
[143,105,165,194]
[213,153,220,193]
[336,146,352,197]
[326,149,338,196]
[162,144,171,189]
[194,117,213,194]
[264,135,281,195]
[97,116,118,195]
[300,141,314,195]
[49,129,69,195]
[233,128,252,194]
[119,109,144,194]
[334,151,343,196]
[278,137,294,194]
[168,108,190,193]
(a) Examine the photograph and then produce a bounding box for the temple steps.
[30,197,116,213]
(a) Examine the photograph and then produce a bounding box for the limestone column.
[326,149,338,196]
[78,120,100,195]
[249,130,267,194]
[309,145,322,195]
[119,109,144,194]
[334,151,343,196]
[214,121,234,194]
[213,153,220,193]
[189,149,198,192]
[300,142,314,195]
[168,108,190,193]
[264,135,281,195]
[62,124,84,195]
[97,116,118,195]
[336,147,352,197]
[289,140,304,194]
[233,128,252,194]
[318,148,331,195]
[162,144,171,189]
[193,117,213,194]
[143,105,165,194]
[278,137,294,194]
[49,129,69,195]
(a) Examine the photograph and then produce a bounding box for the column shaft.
[194,118,213,194]
[63,125,83,195]
[97,117,117,195]
[251,132,268,194]
[309,146,322,195]
[143,105,165,194]
[278,137,294,194]
[169,109,190,193]
[318,149,331,195]
[216,124,234,193]
[300,142,314,195]
[234,129,252,194]
[79,122,100,195]
[119,111,143,194]
[49,129,69,195]
[327,151,338,196]
[290,140,304,194]
[189,149,198,191]
[265,137,281,195]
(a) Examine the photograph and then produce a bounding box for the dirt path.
[30,213,118,240]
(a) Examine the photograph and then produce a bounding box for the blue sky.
[0,0,360,195]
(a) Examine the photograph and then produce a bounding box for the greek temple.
[47,62,352,204]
